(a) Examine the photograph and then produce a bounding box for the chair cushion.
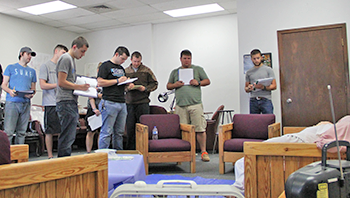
[150,105,167,114]
[149,138,191,152]
[224,138,265,152]
[0,130,11,165]
[232,114,275,139]
[140,114,181,139]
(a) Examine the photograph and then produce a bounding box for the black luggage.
[285,140,350,198]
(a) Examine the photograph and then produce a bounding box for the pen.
[253,81,258,90]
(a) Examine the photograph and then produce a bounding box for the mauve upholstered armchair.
[136,114,196,174]
[218,114,280,174]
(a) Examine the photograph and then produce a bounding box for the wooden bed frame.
[244,127,343,198]
[0,151,108,198]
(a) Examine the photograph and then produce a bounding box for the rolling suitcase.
[285,140,350,198]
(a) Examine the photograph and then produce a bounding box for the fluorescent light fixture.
[18,1,76,15]
[164,3,224,18]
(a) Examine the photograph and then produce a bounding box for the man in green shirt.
[167,49,211,162]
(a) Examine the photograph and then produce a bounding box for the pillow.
[0,130,11,165]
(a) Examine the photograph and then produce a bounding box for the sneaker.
[201,151,210,162]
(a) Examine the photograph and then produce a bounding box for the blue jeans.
[4,101,31,144]
[99,99,127,150]
[250,97,274,114]
[56,100,78,157]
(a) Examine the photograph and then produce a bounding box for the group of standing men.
[1,35,274,162]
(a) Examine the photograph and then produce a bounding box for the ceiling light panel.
[18,1,76,15]
[164,3,224,17]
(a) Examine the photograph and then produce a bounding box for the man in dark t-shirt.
[97,46,134,149]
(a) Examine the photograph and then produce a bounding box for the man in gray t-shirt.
[56,37,89,157]
[245,49,277,114]
[39,44,68,159]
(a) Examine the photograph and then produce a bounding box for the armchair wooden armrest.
[268,122,281,138]
[136,123,149,158]
[10,145,29,163]
[180,123,195,143]
[283,127,307,135]
[219,123,233,142]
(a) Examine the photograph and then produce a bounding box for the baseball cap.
[19,47,36,57]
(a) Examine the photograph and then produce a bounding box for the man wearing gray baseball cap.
[2,46,37,144]
[18,47,36,59]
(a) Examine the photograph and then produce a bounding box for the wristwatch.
[198,81,201,86]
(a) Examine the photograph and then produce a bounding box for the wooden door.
[278,23,349,127]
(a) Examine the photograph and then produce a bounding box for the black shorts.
[44,106,61,134]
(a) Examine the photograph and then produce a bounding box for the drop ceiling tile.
[0,5,12,12]
[40,8,94,20]
[43,20,71,28]
[106,0,146,9]
[63,0,112,7]
[217,1,237,10]
[61,14,109,26]
[119,12,172,24]
[59,25,90,33]
[77,19,125,29]
[101,5,159,19]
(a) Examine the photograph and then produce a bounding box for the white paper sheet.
[178,68,193,85]
[254,77,274,91]
[118,78,138,85]
[256,77,274,86]
[73,76,98,98]
[87,114,102,131]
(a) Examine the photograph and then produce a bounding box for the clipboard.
[14,90,35,97]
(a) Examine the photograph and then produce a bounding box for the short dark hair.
[114,46,130,57]
[131,51,142,59]
[250,49,261,56]
[180,49,192,57]
[71,36,89,49]
[54,44,68,53]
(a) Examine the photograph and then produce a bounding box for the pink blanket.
[315,115,350,152]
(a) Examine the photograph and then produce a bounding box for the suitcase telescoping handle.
[321,140,350,168]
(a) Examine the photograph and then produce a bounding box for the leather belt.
[254,97,265,100]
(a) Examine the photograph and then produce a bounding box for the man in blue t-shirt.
[2,47,37,144]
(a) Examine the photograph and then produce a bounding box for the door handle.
[286,98,292,103]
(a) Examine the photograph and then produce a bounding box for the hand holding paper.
[178,68,193,85]
[73,76,98,98]
[118,77,138,85]
[253,77,274,91]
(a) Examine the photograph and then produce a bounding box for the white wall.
[237,0,350,123]
[82,14,239,113]
[0,13,77,105]
[0,13,239,114]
